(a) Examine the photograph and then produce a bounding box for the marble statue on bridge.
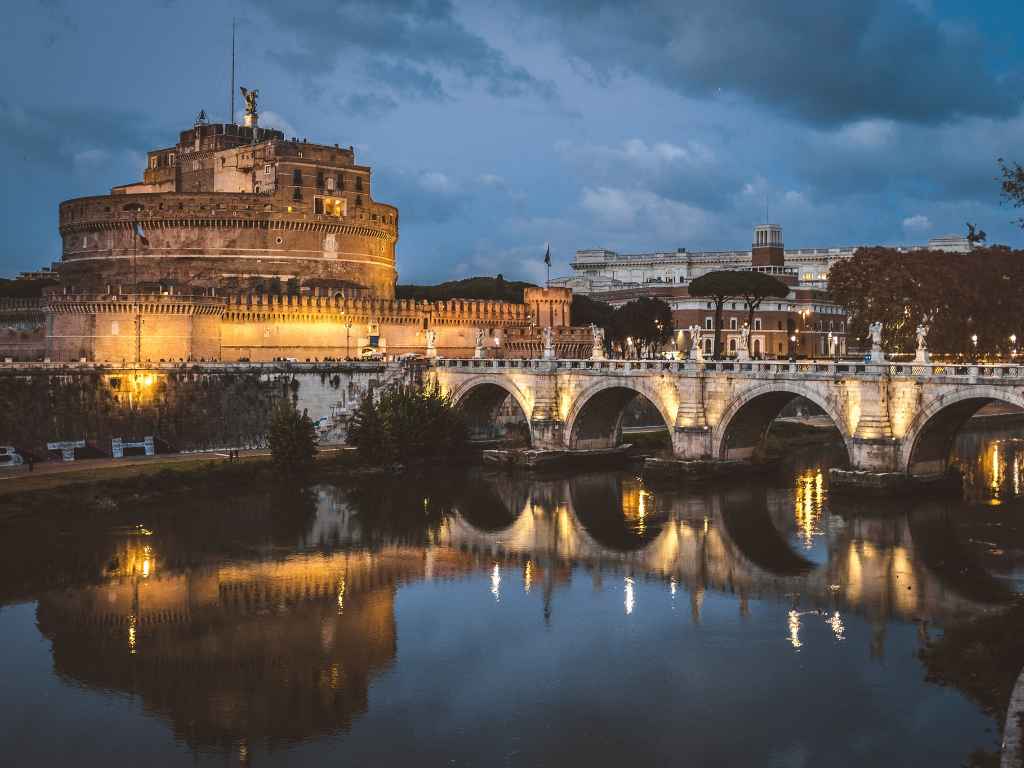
[737,325,751,362]
[915,323,930,364]
[474,328,485,359]
[689,325,705,363]
[590,324,606,361]
[425,329,437,359]
[868,321,885,363]
[543,326,555,360]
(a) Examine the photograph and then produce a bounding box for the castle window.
[314,197,324,215]
[292,187,302,201]
[292,168,302,186]
[316,171,324,191]
[264,164,272,174]
[314,196,345,217]
[729,318,737,330]
[336,172,343,190]
[356,176,364,191]
[355,195,362,207]
[704,316,713,330]
[149,156,158,169]
[326,175,335,191]
[754,318,761,331]
[168,153,176,166]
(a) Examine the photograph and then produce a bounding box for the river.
[2,424,1024,766]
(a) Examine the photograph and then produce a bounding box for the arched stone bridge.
[431,358,1024,476]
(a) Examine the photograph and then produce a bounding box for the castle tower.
[752,224,784,267]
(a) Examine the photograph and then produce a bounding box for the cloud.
[513,0,1020,125]
[249,0,555,103]
[902,214,932,232]
[256,110,297,138]
[558,137,736,211]
[340,92,399,119]
[581,186,715,242]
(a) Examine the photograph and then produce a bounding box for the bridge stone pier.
[431,358,1024,479]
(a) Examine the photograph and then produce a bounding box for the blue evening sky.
[2,0,1023,284]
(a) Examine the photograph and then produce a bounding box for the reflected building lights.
[787,609,802,650]
[828,611,845,641]
[491,563,501,602]
[523,560,533,594]
[128,614,137,655]
[336,577,346,614]
[624,576,635,615]
[794,468,825,550]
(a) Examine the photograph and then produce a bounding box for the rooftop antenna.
[764,192,769,225]
[229,18,236,123]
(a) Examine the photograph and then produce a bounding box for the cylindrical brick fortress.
[56,117,398,298]
[58,191,397,297]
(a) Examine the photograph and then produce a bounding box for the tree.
[268,398,317,477]
[999,157,1024,229]
[570,294,614,329]
[607,297,673,358]
[829,246,1024,356]
[735,272,789,331]
[688,272,736,358]
[346,380,468,464]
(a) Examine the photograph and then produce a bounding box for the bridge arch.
[449,375,534,445]
[712,383,852,461]
[563,379,676,450]
[900,387,1024,477]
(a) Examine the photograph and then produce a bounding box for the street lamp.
[971,333,978,363]
[1011,334,1017,361]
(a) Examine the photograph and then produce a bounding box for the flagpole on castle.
[544,243,551,289]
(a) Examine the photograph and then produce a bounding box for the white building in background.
[554,233,972,296]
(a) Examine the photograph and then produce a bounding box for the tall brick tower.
[751,224,784,267]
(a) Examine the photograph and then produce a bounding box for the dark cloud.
[0,100,153,169]
[250,0,555,102]
[514,0,1020,125]
[341,92,400,119]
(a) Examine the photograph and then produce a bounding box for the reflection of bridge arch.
[712,383,851,461]
[900,387,1024,476]
[564,379,674,450]
[451,376,534,444]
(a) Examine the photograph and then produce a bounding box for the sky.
[2,0,1024,284]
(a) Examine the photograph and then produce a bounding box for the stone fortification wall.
[40,291,549,362]
[58,191,397,297]
[45,294,224,362]
[220,293,533,361]
[0,298,46,361]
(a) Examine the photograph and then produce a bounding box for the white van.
[0,446,24,468]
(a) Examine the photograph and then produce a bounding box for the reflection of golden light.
[787,609,802,649]
[992,442,1002,494]
[670,578,677,600]
[128,614,137,655]
[336,577,346,614]
[794,468,825,550]
[624,576,635,615]
[523,560,533,594]
[491,563,501,602]
[142,558,151,578]
[828,612,845,641]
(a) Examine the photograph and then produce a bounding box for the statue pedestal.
[736,348,750,362]
[543,347,556,361]
[869,349,886,363]
[591,349,606,361]
[474,347,485,359]
[914,349,931,364]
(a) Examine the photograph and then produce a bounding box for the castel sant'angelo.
[34,89,575,362]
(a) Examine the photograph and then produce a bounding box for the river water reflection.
[3,426,1024,766]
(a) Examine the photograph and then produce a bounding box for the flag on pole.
[544,244,551,267]
[132,221,149,246]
